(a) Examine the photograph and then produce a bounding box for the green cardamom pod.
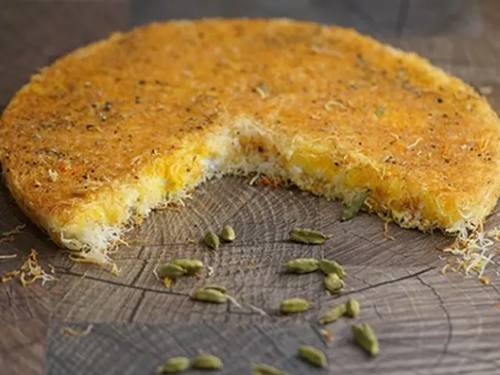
[345,297,360,318]
[324,273,344,294]
[220,226,236,242]
[253,363,288,375]
[284,258,319,274]
[160,264,187,279]
[191,353,223,370]
[341,190,370,221]
[375,105,386,118]
[203,230,220,250]
[319,304,347,324]
[352,323,379,356]
[297,345,327,368]
[192,288,227,304]
[155,356,190,374]
[280,298,310,314]
[201,285,227,294]
[318,259,346,279]
[289,228,331,245]
[172,259,204,275]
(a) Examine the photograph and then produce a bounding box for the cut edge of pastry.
[19,115,496,269]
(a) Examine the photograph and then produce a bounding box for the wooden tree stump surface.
[1,1,500,374]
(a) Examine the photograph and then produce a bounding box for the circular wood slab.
[1,1,500,375]
[1,176,500,374]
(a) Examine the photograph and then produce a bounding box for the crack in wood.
[333,266,435,299]
[54,270,190,297]
[130,259,147,286]
[416,275,452,369]
[372,302,384,320]
[128,290,146,323]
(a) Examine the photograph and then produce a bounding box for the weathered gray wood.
[42,177,500,374]
[46,274,500,375]
[0,282,50,375]
[1,1,500,374]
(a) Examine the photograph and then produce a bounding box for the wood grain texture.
[1,1,500,374]
[0,283,50,375]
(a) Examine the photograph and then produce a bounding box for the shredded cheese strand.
[60,324,93,336]
[442,226,499,278]
[0,249,57,286]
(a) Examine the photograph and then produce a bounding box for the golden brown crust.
[1,18,500,240]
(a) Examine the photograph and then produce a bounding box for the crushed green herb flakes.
[375,105,386,118]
